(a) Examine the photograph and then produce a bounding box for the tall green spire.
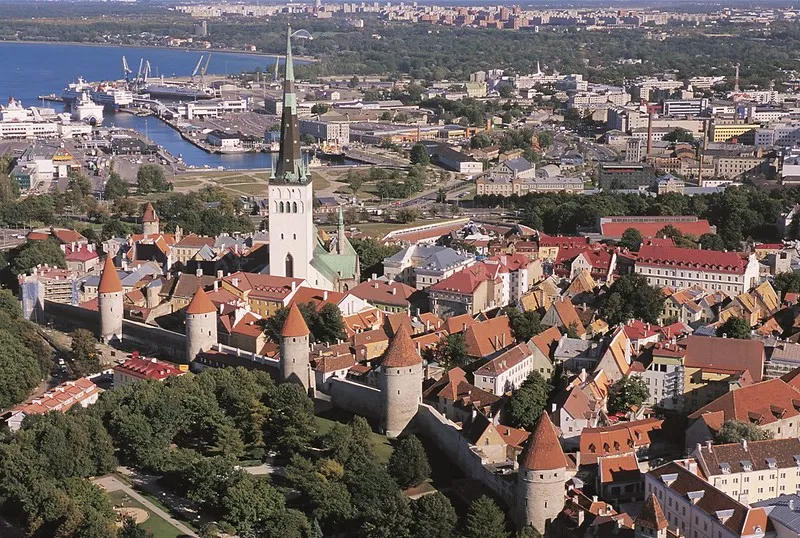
[285,24,295,83]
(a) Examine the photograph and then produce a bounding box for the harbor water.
[0,42,283,169]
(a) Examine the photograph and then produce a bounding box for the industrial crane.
[199,54,212,88]
[122,56,132,81]
[191,55,205,83]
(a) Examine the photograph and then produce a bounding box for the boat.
[141,83,215,100]
[61,77,134,110]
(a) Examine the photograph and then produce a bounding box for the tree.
[387,435,430,489]
[435,333,468,369]
[716,317,751,339]
[537,131,553,148]
[311,103,330,115]
[698,233,726,251]
[9,238,66,274]
[101,218,131,240]
[464,496,509,538]
[410,144,430,166]
[662,128,695,143]
[104,172,129,201]
[506,308,543,341]
[714,420,773,444]
[397,208,420,223]
[136,164,170,194]
[118,517,148,538]
[607,376,650,415]
[223,475,285,532]
[345,169,365,196]
[266,383,315,458]
[601,274,665,326]
[618,227,643,251]
[350,238,401,280]
[262,303,346,344]
[71,328,101,376]
[258,509,311,538]
[471,133,493,149]
[505,372,552,430]
[774,271,800,296]
[410,492,457,538]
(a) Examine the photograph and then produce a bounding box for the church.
[267,26,360,292]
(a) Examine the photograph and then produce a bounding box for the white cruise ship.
[62,78,134,110]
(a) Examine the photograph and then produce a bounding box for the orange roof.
[464,316,514,358]
[598,452,640,484]
[186,287,216,315]
[551,299,586,337]
[142,202,159,223]
[636,494,668,531]
[443,313,476,334]
[382,325,422,368]
[98,256,123,293]
[519,413,568,471]
[530,326,562,357]
[12,378,98,416]
[496,424,530,449]
[688,377,800,426]
[281,303,310,338]
[114,357,184,381]
[579,418,663,465]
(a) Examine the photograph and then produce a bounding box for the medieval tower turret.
[98,255,123,343]
[185,287,218,363]
[380,325,423,438]
[142,202,160,236]
[634,494,668,538]
[516,413,568,534]
[280,303,312,392]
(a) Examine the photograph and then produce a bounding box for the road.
[93,475,198,537]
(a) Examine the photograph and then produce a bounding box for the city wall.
[414,404,515,505]
[329,378,381,420]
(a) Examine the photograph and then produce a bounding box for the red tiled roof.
[550,299,586,337]
[382,325,422,368]
[429,263,498,294]
[175,234,215,248]
[64,245,98,262]
[11,378,98,416]
[530,326,562,357]
[684,335,764,382]
[464,316,514,358]
[114,357,184,381]
[538,234,589,248]
[142,202,159,223]
[50,228,87,245]
[289,287,345,311]
[598,452,640,484]
[496,424,530,449]
[636,494,668,531]
[579,418,663,466]
[282,303,310,338]
[637,245,749,275]
[688,378,800,426]
[98,256,123,293]
[519,413,568,471]
[349,279,415,307]
[443,313,476,334]
[474,343,532,377]
[186,287,216,315]
[601,220,712,239]
[222,272,304,302]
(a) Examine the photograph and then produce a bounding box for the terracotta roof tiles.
[98,256,123,294]
[281,303,310,338]
[519,413,568,471]
[381,325,422,368]
[186,287,216,315]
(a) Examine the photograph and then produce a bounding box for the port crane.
[199,54,212,88]
[122,56,133,81]
[191,55,204,83]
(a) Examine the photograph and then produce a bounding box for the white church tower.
[269,25,314,282]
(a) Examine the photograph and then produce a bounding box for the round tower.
[142,202,160,236]
[380,325,423,438]
[516,413,568,534]
[185,287,218,363]
[280,303,312,392]
[98,255,123,344]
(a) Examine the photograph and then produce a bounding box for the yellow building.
[710,123,759,142]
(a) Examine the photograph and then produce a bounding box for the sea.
[0,42,282,169]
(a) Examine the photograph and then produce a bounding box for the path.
[93,475,198,537]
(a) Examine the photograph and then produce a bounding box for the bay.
[0,42,282,169]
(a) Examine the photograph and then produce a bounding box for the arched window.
[285,253,294,277]
[279,201,285,213]
[292,202,298,213]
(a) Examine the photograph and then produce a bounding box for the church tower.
[185,287,218,363]
[269,25,314,283]
[142,202,160,236]
[380,326,423,438]
[280,303,312,392]
[634,494,668,538]
[98,255,123,343]
[516,413,568,534]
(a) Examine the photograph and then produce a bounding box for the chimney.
[742,438,748,451]
[551,403,557,412]
[232,277,239,287]
[217,269,223,279]
[196,267,203,277]
[213,280,219,292]
[291,281,296,291]
[372,273,377,280]
[705,439,712,450]
[323,290,328,300]
[219,304,224,314]
[790,499,796,511]
[462,322,467,331]
[391,288,397,295]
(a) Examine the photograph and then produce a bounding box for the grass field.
[315,415,394,464]
[107,490,184,538]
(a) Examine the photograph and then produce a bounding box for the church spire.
[337,205,346,254]
[274,24,305,184]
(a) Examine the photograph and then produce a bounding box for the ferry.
[141,82,215,100]
[62,78,134,110]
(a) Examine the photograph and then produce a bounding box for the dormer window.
[741,460,753,472]
[720,462,731,474]
[589,443,596,453]
[766,458,777,469]
[687,490,704,504]
[716,509,735,524]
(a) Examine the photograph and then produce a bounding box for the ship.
[141,82,215,100]
[61,78,133,110]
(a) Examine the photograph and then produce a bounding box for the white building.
[299,118,350,146]
[177,98,248,120]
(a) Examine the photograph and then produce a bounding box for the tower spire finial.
[285,24,295,83]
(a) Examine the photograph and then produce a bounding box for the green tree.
[223,474,285,532]
[262,303,346,344]
[136,164,170,194]
[774,271,800,296]
[345,169,365,196]
[698,233,726,251]
[662,128,695,143]
[349,238,401,280]
[118,517,148,538]
[471,132,493,149]
[464,495,509,538]
[387,435,430,489]
[506,372,552,430]
[618,227,643,251]
[410,144,430,166]
[104,172,129,201]
[714,420,773,444]
[410,492,457,538]
[716,317,751,339]
[71,328,101,376]
[101,218,131,240]
[9,238,66,274]
[266,383,315,458]
[506,308,543,341]
[537,131,553,148]
[258,509,311,538]
[397,208,420,223]
[601,274,665,326]
[607,376,650,414]
[435,333,468,369]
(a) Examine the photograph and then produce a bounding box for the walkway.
[93,475,198,537]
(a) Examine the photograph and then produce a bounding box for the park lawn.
[212,175,263,185]
[224,183,267,196]
[315,415,394,465]
[310,172,331,191]
[107,490,184,538]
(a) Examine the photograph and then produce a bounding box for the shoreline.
[0,39,317,63]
